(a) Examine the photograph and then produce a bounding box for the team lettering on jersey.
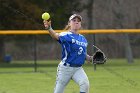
[72,39,87,47]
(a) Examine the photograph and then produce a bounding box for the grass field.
[0,59,140,93]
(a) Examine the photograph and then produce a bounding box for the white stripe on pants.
[54,62,89,93]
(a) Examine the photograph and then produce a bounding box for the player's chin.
[74,26,81,30]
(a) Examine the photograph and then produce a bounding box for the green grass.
[0,59,140,93]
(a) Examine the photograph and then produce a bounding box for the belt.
[63,63,82,67]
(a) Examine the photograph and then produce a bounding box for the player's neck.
[69,29,79,34]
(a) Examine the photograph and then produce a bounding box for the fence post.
[34,35,37,72]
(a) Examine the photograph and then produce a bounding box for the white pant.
[54,62,89,93]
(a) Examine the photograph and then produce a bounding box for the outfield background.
[1,30,140,61]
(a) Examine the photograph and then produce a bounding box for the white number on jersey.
[78,47,83,55]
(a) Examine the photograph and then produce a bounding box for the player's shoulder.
[79,34,86,39]
[79,34,84,37]
[59,31,72,36]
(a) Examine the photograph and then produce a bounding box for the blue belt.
[63,63,82,67]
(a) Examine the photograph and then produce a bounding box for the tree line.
[0,0,140,62]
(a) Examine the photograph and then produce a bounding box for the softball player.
[43,14,92,93]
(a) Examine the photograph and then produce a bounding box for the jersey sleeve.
[58,32,71,44]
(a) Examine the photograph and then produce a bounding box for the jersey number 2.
[78,47,83,55]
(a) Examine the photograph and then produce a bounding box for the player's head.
[69,14,82,22]
[64,14,82,31]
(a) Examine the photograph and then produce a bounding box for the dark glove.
[92,50,107,64]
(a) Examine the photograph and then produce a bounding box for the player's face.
[69,17,81,30]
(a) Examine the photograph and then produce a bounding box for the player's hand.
[43,20,51,30]
[86,54,93,63]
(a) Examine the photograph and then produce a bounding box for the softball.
[42,12,50,20]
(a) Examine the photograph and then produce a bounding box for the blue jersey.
[58,32,88,66]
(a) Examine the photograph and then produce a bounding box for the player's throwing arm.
[42,12,59,40]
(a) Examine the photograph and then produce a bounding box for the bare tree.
[84,0,134,63]
[111,0,134,63]
[85,0,97,53]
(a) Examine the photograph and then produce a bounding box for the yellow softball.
[42,12,50,20]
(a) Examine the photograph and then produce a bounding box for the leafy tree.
[0,0,84,62]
